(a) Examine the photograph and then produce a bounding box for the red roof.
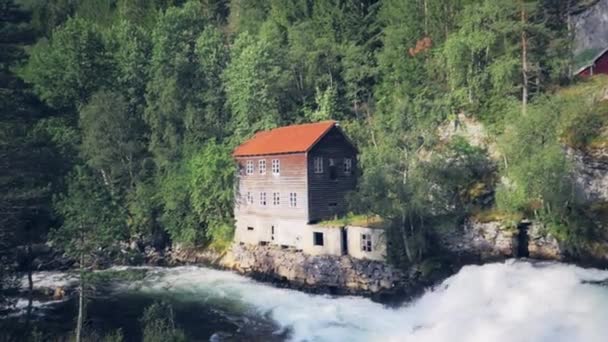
[233,121,337,157]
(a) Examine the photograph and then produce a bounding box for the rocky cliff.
[574,0,608,57]
[569,146,608,202]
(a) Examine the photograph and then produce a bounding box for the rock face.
[527,223,562,261]
[228,244,407,295]
[574,0,608,56]
[439,220,518,260]
[568,146,608,203]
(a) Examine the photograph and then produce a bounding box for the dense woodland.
[2,0,608,314]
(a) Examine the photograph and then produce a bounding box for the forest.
[2,0,608,313]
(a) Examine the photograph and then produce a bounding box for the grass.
[471,207,523,226]
[556,76,608,150]
[318,213,386,229]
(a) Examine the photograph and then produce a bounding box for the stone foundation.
[170,243,432,297]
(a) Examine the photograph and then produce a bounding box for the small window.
[272,159,280,175]
[328,202,338,207]
[259,159,266,174]
[247,226,254,231]
[272,192,280,206]
[289,192,297,208]
[344,158,352,174]
[246,160,254,175]
[329,158,337,180]
[246,192,254,205]
[314,157,323,173]
[361,233,372,252]
[313,232,324,246]
[260,192,267,206]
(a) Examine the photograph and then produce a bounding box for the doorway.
[341,227,348,255]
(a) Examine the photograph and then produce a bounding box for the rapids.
[3,260,608,341]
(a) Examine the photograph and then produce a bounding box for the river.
[2,260,608,341]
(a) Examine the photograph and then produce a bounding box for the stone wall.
[228,244,405,295]
[439,220,518,260]
[170,243,426,296]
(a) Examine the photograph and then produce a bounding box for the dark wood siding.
[235,153,308,221]
[307,126,357,222]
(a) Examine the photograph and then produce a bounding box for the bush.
[140,302,186,342]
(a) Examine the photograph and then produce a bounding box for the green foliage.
[158,142,235,246]
[1,0,60,307]
[188,142,235,233]
[224,32,284,140]
[496,97,600,249]
[140,302,187,342]
[12,0,605,268]
[80,91,147,191]
[23,17,112,109]
[52,167,126,259]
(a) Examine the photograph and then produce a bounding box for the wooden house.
[232,120,361,255]
[576,47,608,77]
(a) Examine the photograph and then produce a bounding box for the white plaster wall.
[234,214,272,245]
[346,226,386,261]
[234,220,386,260]
[271,219,302,247]
[301,225,343,256]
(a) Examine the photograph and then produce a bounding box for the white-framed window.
[361,233,372,252]
[272,159,280,175]
[246,160,254,175]
[259,192,267,206]
[289,192,297,208]
[259,159,266,174]
[272,192,280,206]
[314,157,323,173]
[344,158,352,174]
[246,192,254,205]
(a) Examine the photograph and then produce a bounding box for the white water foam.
[132,260,608,342]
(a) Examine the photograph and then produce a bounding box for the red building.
[577,47,608,77]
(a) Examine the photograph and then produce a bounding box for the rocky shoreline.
[170,243,449,301]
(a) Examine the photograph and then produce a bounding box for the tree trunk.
[521,2,529,115]
[75,253,84,342]
[24,242,33,333]
[400,213,413,262]
[567,0,574,80]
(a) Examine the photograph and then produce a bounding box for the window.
[247,226,254,231]
[344,158,352,174]
[289,192,297,208]
[272,192,280,206]
[246,160,254,175]
[361,233,373,252]
[246,192,254,205]
[259,192,267,206]
[259,159,266,174]
[329,158,337,180]
[313,232,324,246]
[272,159,280,175]
[314,157,323,173]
